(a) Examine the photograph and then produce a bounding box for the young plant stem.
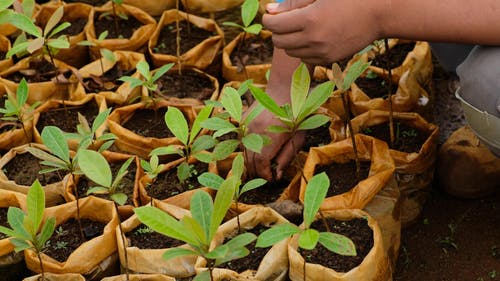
[318,210,331,232]
[45,46,60,84]
[114,202,130,281]
[112,2,119,37]
[340,92,361,180]
[72,183,85,241]
[36,250,46,281]
[235,200,241,234]
[384,38,395,147]
[175,1,182,76]
[209,265,214,281]
[303,258,306,281]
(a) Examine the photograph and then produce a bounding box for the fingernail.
[266,3,280,12]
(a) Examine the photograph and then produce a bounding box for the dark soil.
[83,64,134,93]
[231,36,273,71]
[218,224,270,273]
[126,223,184,249]
[122,107,173,138]
[3,59,65,83]
[44,218,106,262]
[316,160,371,197]
[0,51,5,61]
[361,122,430,153]
[300,217,374,273]
[0,207,8,239]
[3,152,64,186]
[38,18,87,37]
[145,162,208,200]
[64,0,107,5]
[154,20,215,55]
[372,42,417,69]
[239,179,289,205]
[355,73,399,99]
[35,100,100,133]
[94,12,143,39]
[210,5,244,43]
[302,122,332,151]
[155,69,215,100]
[75,160,137,206]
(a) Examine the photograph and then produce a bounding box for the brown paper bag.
[222,30,273,84]
[195,207,290,281]
[101,274,176,281]
[182,0,244,13]
[347,110,439,226]
[0,35,13,73]
[148,10,223,70]
[0,190,26,257]
[0,143,67,207]
[70,51,145,105]
[300,134,396,211]
[23,273,86,281]
[116,200,195,277]
[123,0,175,16]
[24,196,119,277]
[107,100,197,159]
[288,209,391,281]
[35,3,92,68]
[85,3,156,59]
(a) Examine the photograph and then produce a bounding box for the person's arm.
[263,0,500,65]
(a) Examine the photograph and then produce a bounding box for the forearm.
[266,48,302,104]
[383,0,500,45]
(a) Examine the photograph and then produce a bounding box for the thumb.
[266,0,316,14]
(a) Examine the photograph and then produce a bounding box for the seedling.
[330,59,370,179]
[63,108,116,152]
[0,180,56,281]
[78,31,117,77]
[223,0,262,79]
[0,78,40,140]
[202,80,270,162]
[198,153,266,233]
[77,148,134,281]
[135,175,257,281]
[256,172,356,280]
[0,0,16,25]
[249,63,334,175]
[119,60,175,101]
[150,105,216,188]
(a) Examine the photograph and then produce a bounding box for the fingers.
[266,0,316,14]
[245,150,275,181]
[262,5,306,34]
[274,132,306,180]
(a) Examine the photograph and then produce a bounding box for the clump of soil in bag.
[362,121,429,153]
[355,74,398,99]
[126,223,184,249]
[83,64,134,93]
[154,20,215,55]
[36,101,100,133]
[371,42,416,69]
[231,36,273,71]
[121,107,173,139]
[64,0,108,6]
[302,122,332,152]
[0,208,8,239]
[239,179,290,205]
[300,217,374,272]
[94,12,143,39]
[155,69,215,100]
[3,152,64,186]
[316,160,371,197]
[4,59,69,83]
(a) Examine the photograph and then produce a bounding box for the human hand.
[245,102,305,181]
[262,0,385,65]
[265,0,316,14]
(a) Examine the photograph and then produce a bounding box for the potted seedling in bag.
[78,148,134,281]
[249,63,334,173]
[198,153,266,233]
[223,0,262,80]
[135,175,257,281]
[256,172,356,280]
[150,105,216,191]
[0,180,56,281]
[78,31,117,77]
[330,59,370,179]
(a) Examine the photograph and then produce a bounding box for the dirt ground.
[394,60,500,281]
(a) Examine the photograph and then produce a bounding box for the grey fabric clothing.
[457,46,500,118]
[430,42,475,74]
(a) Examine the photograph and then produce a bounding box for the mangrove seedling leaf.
[190,191,213,243]
[297,114,330,131]
[190,105,213,144]
[303,172,329,228]
[299,228,320,250]
[41,126,70,164]
[221,87,242,122]
[291,63,310,119]
[209,176,237,240]
[198,172,224,190]
[242,133,264,153]
[78,149,112,188]
[241,0,259,28]
[256,223,300,248]
[297,81,334,123]
[249,85,287,118]
[318,232,357,256]
[240,178,266,195]
[162,248,198,261]
[165,107,189,146]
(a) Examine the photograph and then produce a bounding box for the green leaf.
[297,81,334,123]
[224,232,256,249]
[192,135,217,154]
[11,13,41,37]
[230,153,245,180]
[190,105,213,144]
[205,244,229,260]
[242,103,264,125]
[151,63,174,82]
[92,108,112,133]
[151,145,182,157]
[98,30,109,41]
[37,217,55,247]
[291,63,310,119]
[78,149,112,188]
[318,232,357,256]
[297,114,330,131]
[303,172,329,228]
[6,41,30,58]
[0,10,12,26]
[193,152,213,164]
[111,193,128,206]
[190,190,213,244]
[240,178,266,195]
[212,140,239,161]
[244,23,262,35]
[222,21,243,29]
[221,87,242,123]
[26,37,44,53]
[214,246,249,266]
[47,38,70,50]
[165,107,189,146]
[135,60,151,81]
[26,180,45,236]
[343,60,370,91]
[212,127,238,139]
[10,238,32,252]
[242,133,264,153]
[162,247,198,260]
[26,147,67,168]
[197,172,224,190]
[201,117,235,131]
[0,0,15,11]
[113,157,134,186]
[48,22,71,38]
[44,5,64,36]
[193,270,211,281]
[100,48,116,63]
[180,215,206,245]
[209,176,237,240]
[86,186,109,195]
[298,228,319,250]
[249,85,287,118]
[134,206,197,245]
[255,223,300,248]
[41,126,70,164]
[241,0,259,28]
[7,207,30,240]
[0,225,16,237]
[177,162,192,183]
[17,78,28,106]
